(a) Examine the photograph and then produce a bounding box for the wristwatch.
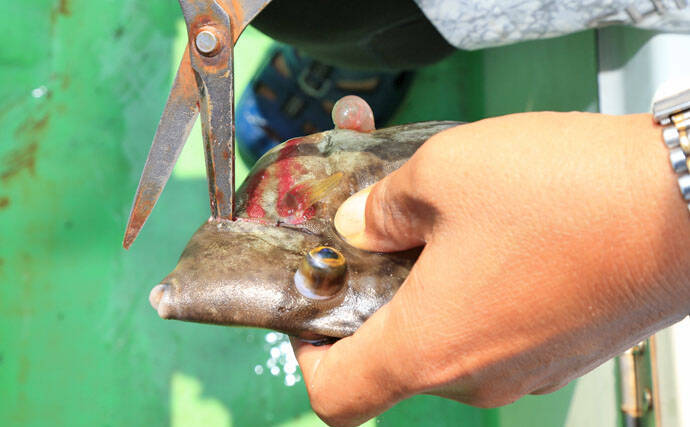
[652,87,690,209]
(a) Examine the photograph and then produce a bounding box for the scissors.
[123,0,271,249]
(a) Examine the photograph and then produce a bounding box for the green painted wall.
[1,1,605,425]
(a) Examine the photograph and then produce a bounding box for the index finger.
[289,303,408,427]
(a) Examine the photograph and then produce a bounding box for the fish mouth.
[149,283,173,319]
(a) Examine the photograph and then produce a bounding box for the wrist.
[615,113,690,318]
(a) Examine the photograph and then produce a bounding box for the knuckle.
[531,380,570,395]
[405,135,459,213]
[308,396,351,427]
[304,378,355,427]
[406,146,439,194]
[416,357,522,409]
[465,386,520,408]
[378,181,407,236]
[306,384,337,422]
[367,178,412,243]
[469,386,497,407]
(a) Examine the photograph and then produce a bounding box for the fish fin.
[281,172,344,214]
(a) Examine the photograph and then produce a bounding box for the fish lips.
[148,219,408,340]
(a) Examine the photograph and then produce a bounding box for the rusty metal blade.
[180,0,236,220]
[124,0,272,248]
[123,48,199,249]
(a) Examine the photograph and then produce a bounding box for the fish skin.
[154,121,461,339]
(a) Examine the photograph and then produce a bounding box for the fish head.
[150,219,418,340]
[148,121,458,340]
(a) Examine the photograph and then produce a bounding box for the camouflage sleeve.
[413,0,690,50]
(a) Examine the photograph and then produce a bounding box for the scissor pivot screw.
[195,29,220,56]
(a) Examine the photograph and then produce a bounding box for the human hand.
[291,111,690,426]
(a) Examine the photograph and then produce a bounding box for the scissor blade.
[123,48,199,249]
[180,0,237,220]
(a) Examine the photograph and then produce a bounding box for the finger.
[334,160,434,252]
[289,337,331,382]
[288,241,458,425]
[289,302,413,427]
[331,95,375,132]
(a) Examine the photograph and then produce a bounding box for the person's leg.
[251,0,454,70]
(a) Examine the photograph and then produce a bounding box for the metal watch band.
[652,88,690,211]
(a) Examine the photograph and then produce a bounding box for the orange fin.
[279,172,344,216]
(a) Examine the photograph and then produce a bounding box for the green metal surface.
[1,1,604,425]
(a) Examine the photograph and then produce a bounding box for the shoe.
[236,44,412,164]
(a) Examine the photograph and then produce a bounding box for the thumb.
[334,165,433,252]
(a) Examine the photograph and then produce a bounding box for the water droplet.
[284,374,297,387]
[254,365,264,375]
[257,332,302,387]
[31,86,48,99]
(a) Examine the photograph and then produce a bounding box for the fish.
[148,121,460,341]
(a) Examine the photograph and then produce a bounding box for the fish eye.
[294,246,347,300]
[309,246,345,267]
